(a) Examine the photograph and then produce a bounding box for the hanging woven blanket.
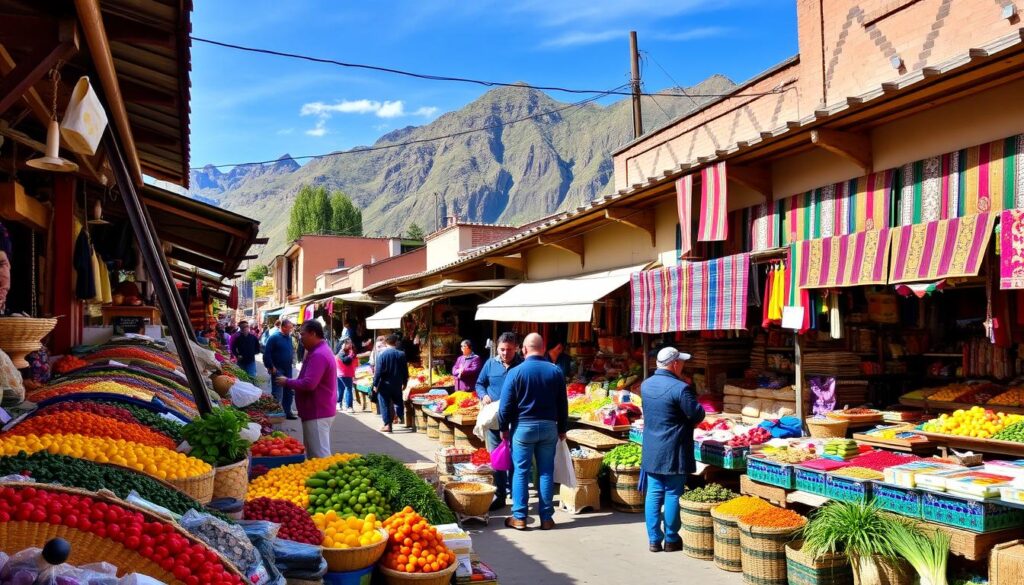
[630,253,749,333]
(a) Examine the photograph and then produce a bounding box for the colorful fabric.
[698,162,728,241]
[895,280,947,298]
[776,170,894,246]
[1000,209,1024,289]
[629,254,749,333]
[675,176,692,257]
[749,201,777,251]
[795,229,892,289]
[889,213,996,284]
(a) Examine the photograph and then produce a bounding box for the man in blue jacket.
[641,347,706,553]
[475,332,523,510]
[499,333,568,531]
[263,319,297,420]
[372,334,408,433]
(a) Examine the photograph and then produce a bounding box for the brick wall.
[469,226,519,248]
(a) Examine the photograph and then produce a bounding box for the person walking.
[336,338,357,414]
[372,334,408,433]
[263,319,297,420]
[498,333,568,531]
[230,321,260,378]
[274,320,338,458]
[475,332,523,510]
[641,347,706,553]
[546,340,572,380]
[452,340,482,392]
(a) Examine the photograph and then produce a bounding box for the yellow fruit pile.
[0,433,211,479]
[314,510,383,549]
[247,453,360,508]
[921,407,1024,439]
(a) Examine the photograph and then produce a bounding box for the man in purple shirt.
[274,320,337,458]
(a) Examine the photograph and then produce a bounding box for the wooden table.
[100,305,161,326]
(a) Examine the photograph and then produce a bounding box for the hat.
[656,347,692,367]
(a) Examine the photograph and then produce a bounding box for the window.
[337,258,346,268]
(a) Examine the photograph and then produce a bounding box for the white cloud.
[301,99,438,119]
[543,26,729,48]
[651,27,728,42]
[508,0,711,26]
[412,106,439,117]
[305,118,328,137]
[377,101,406,118]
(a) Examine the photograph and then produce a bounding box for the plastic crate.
[921,491,1024,533]
[698,441,748,470]
[250,453,306,470]
[628,428,643,445]
[872,482,923,518]
[795,466,830,497]
[826,474,873,504]
[747,456,795,489]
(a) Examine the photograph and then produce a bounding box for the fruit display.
[314,510,383,548]
[726,426,772,448]
[603,443,642,469]
[0,433,211,480]
[246,395,285,415]
[381,508,453,574]
[823,439,859,459]
[53,354,87,374]
[920,407,1024,439]
[992,421,1024,442]
[0,485,243,585]
[713,496,773,518]
[441,392,476,416]
[4,411,177,450]
[251,433,305,457]
[925,384,973,403]
[679,483,737,503]
[470,448,490,466]
[244,497,323,545]
[304,458,393,518]
[247,454,361,508]
[84,346,178,370]
[845,450,919,471]
[569,395,612,417]
[360,454,456,525]
[988,387,1024,406]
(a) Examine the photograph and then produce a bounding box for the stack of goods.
[684,338,753,369]
[920,407,1024,439]
[750,334,767,371]
[822,439,860,460]
[939,470,1015,498]
[833,379,869,408]
[251,433,305,457]
[845,450,919,471]
[964,337,1016,379]
[883,461,965,487]
[989,386,1024,406]
[800,352,862,377]
[829,466,884,481]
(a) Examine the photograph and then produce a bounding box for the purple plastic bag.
[491,439,512,471]
[811,376,836,416]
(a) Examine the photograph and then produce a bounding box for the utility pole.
[629,31,644,139]
[433,192,440,233]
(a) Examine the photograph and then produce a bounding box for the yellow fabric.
[97,260,113,304]
[90,252,102,302]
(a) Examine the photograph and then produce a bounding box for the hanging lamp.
[26,67,78,173]
[88,187,110,225]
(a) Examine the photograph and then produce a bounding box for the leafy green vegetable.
[680,483,737,503]
[602,443,642,469]
[800,501,901,558]
[361,453,456,525]
[96,400,185,443]
[181,407,250,466]
[888,521,949,585]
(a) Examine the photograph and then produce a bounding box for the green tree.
[245,264,269,282]
[287,185,334,240]
[329,191,363,236]
[406,222,425,241]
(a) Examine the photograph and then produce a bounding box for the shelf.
[921,353,963,358]
[765,347,794,353]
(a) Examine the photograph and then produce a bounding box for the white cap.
[656,347,692,367]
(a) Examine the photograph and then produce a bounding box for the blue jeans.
[240,361,257,377]
[271,381,294,415]
[511,420,558,522]
[337,377,354,408]
[486,429,511,500]
[377,389,403,426]
[645,472,687,545]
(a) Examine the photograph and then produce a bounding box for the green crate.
[747,456,795,489]
[922,491,1024,533]
[795,467,830,497]
[825,474,873,504]
[872,482,922,518]
[697,441,748,470]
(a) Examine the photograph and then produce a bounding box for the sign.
[782,306,804,330]
[112,315,148,335]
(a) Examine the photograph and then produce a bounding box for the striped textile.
[749,201,777,251]
[629,254,749,333]
[675,176,693,257]
[776,170,894,245]
[698,162,728,241]
[889,213,996,284]
[795,229,893,289]
[1000,209,1024,290]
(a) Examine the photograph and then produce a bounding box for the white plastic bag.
[240,422,262,444]
[229,380,262,407]
[473,400,501,441]
[553,438,577,488]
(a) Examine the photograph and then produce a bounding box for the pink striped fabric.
[698,162,728,241]
[630,254,749,333]
[676,175,693,257]
[795,229,892,289]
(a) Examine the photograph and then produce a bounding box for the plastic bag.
[490,439,512,472]
[238,521,285,585]
[240,422,262,444]
[180,509,261,577]
[553,439,577,488]
[271,539,324,572]
[229,380,262,408]
[126,490,178,521]
[473,401,500,440]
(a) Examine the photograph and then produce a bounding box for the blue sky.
[190,0,798,169]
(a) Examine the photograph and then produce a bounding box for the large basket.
[679,499,717,560]
[166,468,215,504]
[444,481,497,516]
[438,421,455,447]
[425,416,440,439]
[710,507,743,572]
[453,426,485,449]
[572,452,604,480]
[738,518,806,585]
[608,466,643,513]
[378,562,457,585]
[213,458,249,500]
[0,316,57,367]
[785,540,853,585]
[851,555,913,585]
[806,418,849,439]
[321,528,389,572]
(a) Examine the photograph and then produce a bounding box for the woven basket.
[0,316,57,367]
[379,562,457,585]
[321,528,389,572]
[679,500,717,560]
[444,481,496,516]
[608,466,643,513]
[213,458,249,500]
[416,409,429,434]
[785,540,853,585]
[426,416,440,439]
[851,555,913,585]
[738,518,806,585]
[453,426,485,449]
[438,422,455,447]
[166,468,215,504]
[710,507,743,572]
[807,418,849,439]
[572,453,604,480]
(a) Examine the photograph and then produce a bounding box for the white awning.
[334,292,388,305]
[475,264,644,323]
[394,279,519,301]
[365,296,440,330]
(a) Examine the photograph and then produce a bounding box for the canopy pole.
[642,333,649,379]
[427,302,434,386]
[795,332,805,432]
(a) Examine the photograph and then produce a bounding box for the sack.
[229,380,262,408]
[473,400,501,440]
[553,438,577,488]
[491,439,512,472]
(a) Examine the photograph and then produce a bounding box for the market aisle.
[278,411,742,585]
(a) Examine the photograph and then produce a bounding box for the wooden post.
[794,333,805,432]
[642,333,649,379]
[49,175,76,354]
[427,302,434,385]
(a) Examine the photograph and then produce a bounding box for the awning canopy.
[366,297,440,330]
[395,279,519,301]
[889,213,995,284]
[263,308,284,318]
[476,265,644,323]
[335,292,388,305]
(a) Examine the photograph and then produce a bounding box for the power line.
[191,36,784,100]
[193,84,628,170]
[641,49,699,108]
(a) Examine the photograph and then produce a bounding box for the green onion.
[887,521,949,585]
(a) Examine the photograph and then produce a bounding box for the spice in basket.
[830,466,884,480]
[738,507,805,528]
[381,507,453,574]
[713,496,773,518]
[313,510,383,548]
[680,483,737,503]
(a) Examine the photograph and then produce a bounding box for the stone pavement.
[277,407,743,585]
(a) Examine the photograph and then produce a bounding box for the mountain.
[190,75,736,262]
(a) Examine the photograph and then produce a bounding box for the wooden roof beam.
[103,13,174,48]
[120,79,177,108]
[143,197,248,239]
[485,256,524,271]
[728,164,773,197]
[810,128,872,174]
[0,19,78,116]
[537,235,584,266]
[604,207,656,246]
